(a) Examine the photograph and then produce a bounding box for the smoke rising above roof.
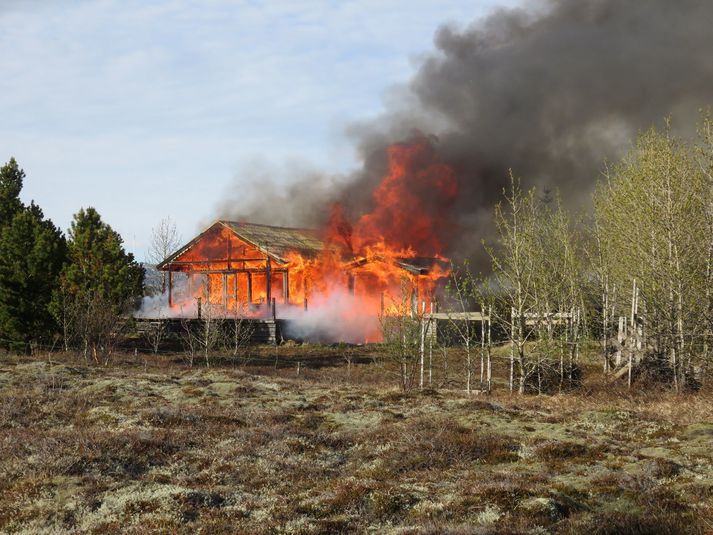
[218,0,713,265]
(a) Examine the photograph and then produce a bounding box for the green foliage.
[0,159,143,353]
[0,158,67,349]
[52,208,144,361]
[593,123,712,389]
[483,172,539,394]
[0,157,24,228]
[0,203,66,349]
[60,207,144,310]
[379,279,423,391]
[483,173,586,394]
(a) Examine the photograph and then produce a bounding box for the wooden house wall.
[169,225,290,307]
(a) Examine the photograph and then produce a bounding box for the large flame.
[348,139,457,256]
[148,138,457,342]
[283,138,457,340]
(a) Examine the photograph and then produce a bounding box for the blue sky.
[1,0,520,260]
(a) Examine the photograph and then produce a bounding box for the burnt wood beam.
[161,258,277,266]
[266,257,272,305]
[222,273,228,307]
[184,268,288,275]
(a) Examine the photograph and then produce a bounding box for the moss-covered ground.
[1,349,712,534]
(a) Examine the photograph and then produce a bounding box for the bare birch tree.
[445,261,480,394]
[483,172,538,394]
[593,124,710,390]
[147,217,182,295]
[695,112,713,382]
[379,279,423,391]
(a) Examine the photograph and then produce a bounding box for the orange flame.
[287,137,457,334]
[163,137,457,341]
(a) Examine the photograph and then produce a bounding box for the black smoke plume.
[218,0,713,264]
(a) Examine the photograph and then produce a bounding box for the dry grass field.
[1,347,713,534]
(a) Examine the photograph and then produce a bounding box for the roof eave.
[157,220,290,271]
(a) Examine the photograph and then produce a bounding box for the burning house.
[156,221,324,313]
[142,139,458,343]
[156,220,447,327]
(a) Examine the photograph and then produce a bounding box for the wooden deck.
[133,318,284,346]
[133,309,493,349]
[427,312,487,321]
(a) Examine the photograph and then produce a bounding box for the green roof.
[156,220,324,270]
[221,221,324,263]
[158,220,443,275]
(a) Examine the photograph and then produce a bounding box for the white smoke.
[135,273,202,319]
[135,274,384,343]
[279,288,381,344]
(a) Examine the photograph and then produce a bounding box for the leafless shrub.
[562,509,702,535]
[531,440,593,462]
[523,359,583,394]
[379,281,423,391]
[180,309,224,368]
[376,419,519,473]
[65,293,126,365]
[224,301,255,365]
[142,318,168,355]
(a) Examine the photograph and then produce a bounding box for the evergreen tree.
[61,207,144,309]
[54,208,143,361]
[0,157,25,228]
[0,203,66,349]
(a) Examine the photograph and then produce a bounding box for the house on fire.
[156,220,447,317]
[157,221,321,312]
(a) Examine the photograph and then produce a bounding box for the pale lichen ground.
[0,357,712,534]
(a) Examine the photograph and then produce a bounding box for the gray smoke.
[213,159,338,230]
[218,0,713,264]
